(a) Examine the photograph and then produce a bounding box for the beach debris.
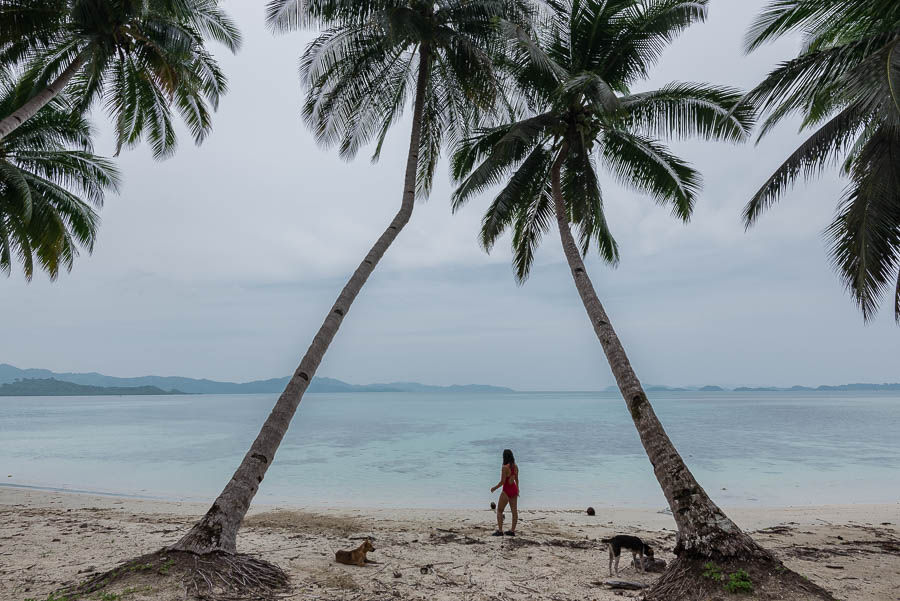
[490,502,496,510]
[825,565,844,569]
[420,564,433,574]
[603,579,646,590]
[586,507,596,516]
[632,557,667,572]
[393,570,402,578]
[547,538,595,549]
[755,525,794,535]
[503,536,540,548]
[431,531,484,545]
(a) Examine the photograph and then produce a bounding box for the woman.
[490,449,519,536]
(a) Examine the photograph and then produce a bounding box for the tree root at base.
[643,555,837,601]
[60,549,291,601]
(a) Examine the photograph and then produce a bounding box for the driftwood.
[604,579,646,590]
[632,557,667,572]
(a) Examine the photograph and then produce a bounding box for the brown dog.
[335,539,375,567]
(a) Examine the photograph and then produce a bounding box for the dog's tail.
[600,537,613,543]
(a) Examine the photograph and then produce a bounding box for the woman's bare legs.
[496,492,509,532]
[509,495,518,533]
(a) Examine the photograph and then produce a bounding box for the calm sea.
[1,391,898,509]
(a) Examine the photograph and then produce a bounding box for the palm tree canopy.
[0,0,241,158]
[744,0,900,322]
[0,71,120,280]
[451,0,754,281]
[266,0,532,198]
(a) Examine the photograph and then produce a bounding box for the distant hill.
[0,364,514,395]
[603,382,900,392]
[0,378,184,396]
[734,383,900,392]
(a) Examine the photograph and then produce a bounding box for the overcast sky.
[2,1,898,391]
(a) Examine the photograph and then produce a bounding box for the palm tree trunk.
[0,49,90,141]
[549,147,765,560]
[171,45,433,555]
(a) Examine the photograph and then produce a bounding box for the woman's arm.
[490,465,510,492]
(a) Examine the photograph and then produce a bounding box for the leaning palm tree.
[452,1,834,598]
[743,0,900,323]
[0,70,119,280]
[170,0,529,558]
[0,0,240,158]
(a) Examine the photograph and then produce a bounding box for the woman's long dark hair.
[502,449,515,465]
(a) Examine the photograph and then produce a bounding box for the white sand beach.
[1,487,897,601]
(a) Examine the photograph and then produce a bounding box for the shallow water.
[1,391,898,508]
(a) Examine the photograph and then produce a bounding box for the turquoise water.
[1,391,898,508]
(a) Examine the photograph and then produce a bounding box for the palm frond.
[0,70,117,280]
[623,83,754,142]
[601,128,700,221]
[510,183,553,282]
[479,144,553,252]
[452,113,557,209]
[744,104,870,225]
[825,125,900,321]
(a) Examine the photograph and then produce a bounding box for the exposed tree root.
[60,549,291,601]
[643,555,837,601]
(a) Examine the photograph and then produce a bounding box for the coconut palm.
[451,0,802,581]
[170,0,529,555]
[0,70,119,280]
[743,0,900,322]
[0,0,240,158]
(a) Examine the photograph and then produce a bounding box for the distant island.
[0,364,514,395]
[733,383,900,392]
[2,365,898,396]
[0,378,184,396]
[603,383,900,392]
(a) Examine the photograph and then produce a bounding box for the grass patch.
[702,562,753,594]
[724,569,753,594]
[702,561,723,582]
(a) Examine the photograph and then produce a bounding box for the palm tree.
[743,0,900,322]
[0,70,119,280]
[170,0,528,555]
[0,0,240,158]
[451,2,834,595]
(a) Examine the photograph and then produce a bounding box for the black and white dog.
[601,535,655,576]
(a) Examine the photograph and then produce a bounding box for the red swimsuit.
[502,464,519,498]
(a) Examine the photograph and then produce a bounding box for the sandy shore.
[1,486,898,601]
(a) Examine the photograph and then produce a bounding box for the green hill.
[0,364,515,394]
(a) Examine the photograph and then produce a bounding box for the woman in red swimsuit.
[490,449,519,536]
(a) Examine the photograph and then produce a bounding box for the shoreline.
[2,486,898,600]
[2,482,897,517]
